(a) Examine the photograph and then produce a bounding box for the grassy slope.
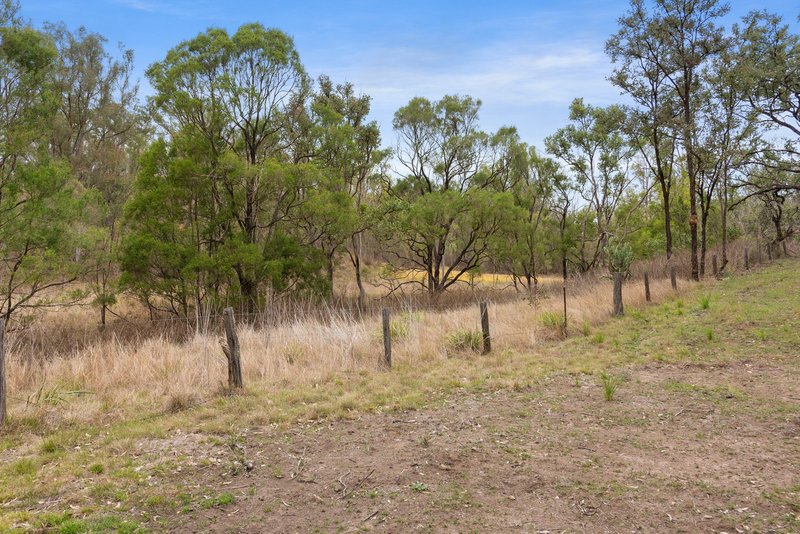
[0,260,798,532]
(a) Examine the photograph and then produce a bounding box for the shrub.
[446,329,482,352]
[607,240,634,274]
[539,311,563,328]
[600,373,619,401]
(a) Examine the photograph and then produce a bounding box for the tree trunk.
[354,254,366,313]
[683,76,700,282]
[662,186,673,259]
[699,209,709,279]
[719,171,729,272]
[612,272,624,317]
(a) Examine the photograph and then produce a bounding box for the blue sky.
[21,0,800,150]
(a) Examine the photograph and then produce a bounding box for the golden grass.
[4,271,678,428]
[3,237,790,431]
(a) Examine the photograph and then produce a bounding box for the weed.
[201,492,236,509]
[89,463,105,475]
[581,322,591,336]
[600,373,619,401]
[40,437,63,454]
[446,329,482,352]
[539,311,564,329]
[410,482,429,493]
[592,332,605,344]
[705,328,714,341]
[10,458,36,476]
[699,294,711,310]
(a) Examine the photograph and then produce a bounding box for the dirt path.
[149,358,800,533]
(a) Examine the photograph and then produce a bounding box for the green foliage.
[446,329,483,352]
[699,295,711,310]
[409,482,429,493]
[539,311,564,329]
[607,240,634,274]
[600,373,620,401]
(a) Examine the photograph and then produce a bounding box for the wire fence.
[4,238,790,363]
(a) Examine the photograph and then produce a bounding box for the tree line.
[0,0,798,325]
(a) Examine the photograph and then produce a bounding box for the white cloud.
[305,36,620,148]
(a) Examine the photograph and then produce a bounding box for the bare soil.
[147,358,800,533]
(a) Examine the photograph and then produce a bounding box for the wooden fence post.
[644,273,651,303]
[0,318,5,427]
[670,266,677,291]
[382,308,392,368]
[612,273,624,316]
[712,254,718,279]
[480,301,491,355]
[744,248,750,270]
[222,308,243,391]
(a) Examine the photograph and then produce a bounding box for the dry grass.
[3,238,793,430]
[3,274,677,428]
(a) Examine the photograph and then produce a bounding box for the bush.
[607,240,634,274]
[539,310,564,328]
[600,372,619,401]
[446,329,482,352]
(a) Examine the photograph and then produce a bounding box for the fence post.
[643,272,650,303]
[712,254,718,279]
[612,272,624,316]
[382,308,392,368]
[670,266,677,291]
[222,308,243,391]
[0,318,5,427]
[480,301,491,355]
[744,248,750,270]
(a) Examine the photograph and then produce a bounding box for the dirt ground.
[140,358,800,533]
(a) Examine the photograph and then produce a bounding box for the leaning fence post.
[612,272,624,317]
[382,308,392,368]
[644,273,651,303]
[222,308,243,391]
[0,318,6,427]
[480,301,491,355]
[712,254,718,279]
[670,266,677,291]
[744,248,750,270]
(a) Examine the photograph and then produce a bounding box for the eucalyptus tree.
[0,3,89,322]
[305,76,389,305]
[694,54,759,275]
[504,148,563,291]
[128,23,318,313]
[45,23,146,324]
[733,11,800,185]
[608,0,730,281]
[545,98,635,271]
[379,95,521,293]
[606,2,679,259]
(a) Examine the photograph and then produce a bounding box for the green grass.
[446,328,483,352]
[1,260,799,531]
[600,373,620,401]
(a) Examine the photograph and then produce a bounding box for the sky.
[20,0,800,151]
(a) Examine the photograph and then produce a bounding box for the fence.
[0,239,787,427]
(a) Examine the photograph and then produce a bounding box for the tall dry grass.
[3,238,791,428]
